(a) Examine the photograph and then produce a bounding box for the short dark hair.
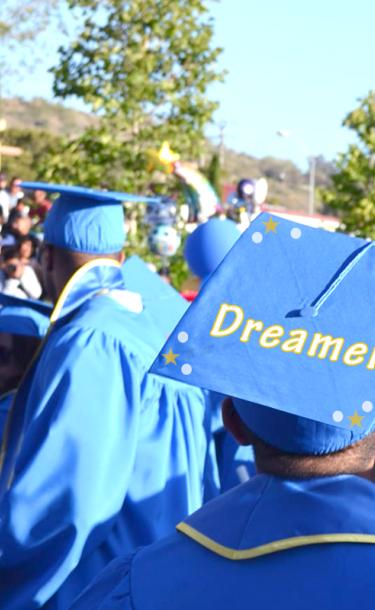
[249,428,375,478]
[53,245,123,274]
[2,246,20,262]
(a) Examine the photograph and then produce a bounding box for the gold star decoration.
[162,348,179,365]
[262,217,279,234]
[348,410,364,428]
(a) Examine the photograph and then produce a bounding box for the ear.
[119,251,125,264]
[222,397,253,446]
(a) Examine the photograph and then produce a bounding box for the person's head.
[184,218,241,282]
[40,245,123,304]
[0,332,40,394]
[8,211,31,237]
[1,247,23,279]
[14,198,26,211]
[33,189,47,205]
[8,177,22,195]
[222,397,375,481]
[17,235,35,260]
[20,184,129,302]
[148,214,375,481]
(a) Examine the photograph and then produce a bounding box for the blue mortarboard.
[21,182,157,255]
[150,213,375,454]
[0,294,52,338]
[184,218,241,280]
[122,255,188,338]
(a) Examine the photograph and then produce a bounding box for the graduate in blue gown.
[0,294,51,438]
[0,183,218,609]
[73,214,375,610]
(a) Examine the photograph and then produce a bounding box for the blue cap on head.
[21,182,153,255]
[184,218,241,279]
[122,256,188,337]
[0,294,52,338]
[150,213,375,455]
[232,398,359,455]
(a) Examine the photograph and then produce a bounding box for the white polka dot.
[178,331,189,343]
[251,232,263,244]
[362,400,373,413]
[332,410,344,423]
[290,227,302,240]
[181,364,192,376]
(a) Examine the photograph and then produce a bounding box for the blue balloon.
[148,224,181,257]
[184,218,240,279]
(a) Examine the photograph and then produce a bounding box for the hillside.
[1,97,98,137]
[0,97,335,211]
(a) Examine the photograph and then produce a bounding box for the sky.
[6,0,375,170]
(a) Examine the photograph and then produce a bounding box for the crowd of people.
[0,179,374,610]
[0,174,52,300]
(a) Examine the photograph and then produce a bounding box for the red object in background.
[222,183,236,203]
[180,290,198,302]
[29,199,52,223]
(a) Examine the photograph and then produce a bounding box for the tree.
[0,0,62,88]
[0,1,59,44]
[1,127,64,179]
[321,91,375,238]
[47,0,224,190]
[205,151,222,198]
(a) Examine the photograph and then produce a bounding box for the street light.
[276,130,316,215]
[307,155,316,216]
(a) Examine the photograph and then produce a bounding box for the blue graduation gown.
[72,474,375,610]
[123,257,253,492]
[0,260,217,609]
[121,255,189,340]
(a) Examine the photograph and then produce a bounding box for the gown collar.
[50,259,139,323]
[177,474,375,560]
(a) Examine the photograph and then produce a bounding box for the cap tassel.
[289,241,375,319]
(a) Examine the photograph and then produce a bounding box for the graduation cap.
[150,213,375,454]
[184,218,241,280]
[21,182,157,255]
[0,294,52,338]
[122,255,188,338]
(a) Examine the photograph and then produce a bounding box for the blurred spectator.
[18,234,39,263]
[17,234,43,287]
[29,190,52,225]
[9,197,30,218]
[0,247,42,299]
[2,211,32,247]
[8,177,24,210]
[0,173,10,222]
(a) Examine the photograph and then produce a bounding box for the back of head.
[228,398,375,478]
[21,183,129,301]
[44,193,126,256]
[184,218,240,280]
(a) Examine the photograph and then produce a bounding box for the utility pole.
[276,129,317,216]
[308,156,316,215]
[218,121,227,166]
